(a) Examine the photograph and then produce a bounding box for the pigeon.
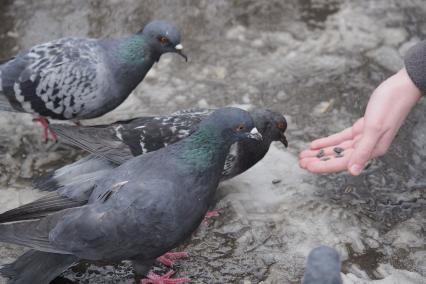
[302,246,343,284]
[0,107,262,284]
[33,108,287,191]
[0,20,187,140]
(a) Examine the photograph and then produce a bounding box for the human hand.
[299,68,422,175]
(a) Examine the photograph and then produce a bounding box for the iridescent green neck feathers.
[182,125,229,170]
[118,36,147,65]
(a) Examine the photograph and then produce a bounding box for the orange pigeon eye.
[158,36,170,44]
[277,122,285,130]
[235,124,245,132]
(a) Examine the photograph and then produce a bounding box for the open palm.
[299,68,422,175]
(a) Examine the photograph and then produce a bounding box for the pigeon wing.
[50,123,133,165]
[1,38,101,119]
[50,113,207,164]
[0,191,87,224]
[47,173,186,260]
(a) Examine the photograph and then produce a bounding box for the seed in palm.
[316,149,325,158]
[333,147,344,154]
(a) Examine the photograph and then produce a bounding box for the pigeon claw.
[156,252,189,267]
[141,270,190,284]
[33,117,57,142]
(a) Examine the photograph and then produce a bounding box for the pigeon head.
[140,20,187,61]
[302,246,342,284]
[199,107,263,143]
[181,107,262,170]
[250,109,288,147]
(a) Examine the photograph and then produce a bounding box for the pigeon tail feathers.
[0,250,78,284]
[0,92,18,112]
[33,155,115,192]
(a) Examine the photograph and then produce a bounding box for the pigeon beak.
[280,133,288,148]
[174,44,188,62]
[247,127,263,141]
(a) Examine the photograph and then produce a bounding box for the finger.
[299,140,354,159]
[299,156,311,169]
[305,149,354,173]
[310,127,354,150]
[348,128,383,176]
[299,157,315,169]
[310,118,364,150]
[299,154,324,169]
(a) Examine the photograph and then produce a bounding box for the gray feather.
[0,214,71,253]
[0,94,18,112]
[0,20,185,121]
[0,191,86,223]
[0,107,257,268]
[0,250,77,284]
[50,124,132,164]
[33,154,115,192]
[1,38,104,119]
[35,108,287,198]
[47,108,287,179]
[302,246,343,284]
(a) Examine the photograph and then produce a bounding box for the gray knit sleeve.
[404,40,426,95]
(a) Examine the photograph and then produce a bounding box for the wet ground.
[0,0,425,283]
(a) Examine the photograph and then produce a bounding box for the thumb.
[348,127,382,175]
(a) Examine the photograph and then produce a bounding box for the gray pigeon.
[0,20,187,139]
[302,246,343,284]
[33,108,287,191]
[0,107,262,284]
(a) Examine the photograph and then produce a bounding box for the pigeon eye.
[235,124,245,132]
[277,122,285,130]
[158,36,170,44]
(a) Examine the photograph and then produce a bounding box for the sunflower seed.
[316,149,325,158]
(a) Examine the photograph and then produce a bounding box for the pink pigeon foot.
[141,270,190,284]
[33,117,57,141]
[156,252,189,267]
[202,210,219,226]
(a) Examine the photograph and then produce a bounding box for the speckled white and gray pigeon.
[33,108,288,191]
[0,107,262,284]
[0,20,187,140]
[302,246,343,284]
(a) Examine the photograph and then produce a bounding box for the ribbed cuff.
[404,40,426,95]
